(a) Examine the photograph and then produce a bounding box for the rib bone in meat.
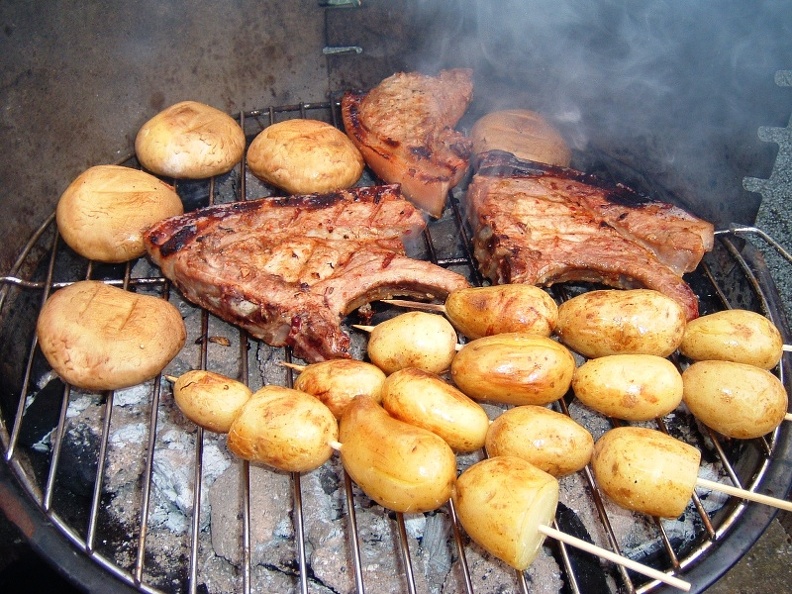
[144,184,470,362]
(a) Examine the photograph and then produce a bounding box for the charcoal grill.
[0,97,791,594]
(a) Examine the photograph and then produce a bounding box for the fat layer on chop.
[144,184,470,362]
[467,172,709,320]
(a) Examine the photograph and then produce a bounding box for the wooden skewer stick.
[696,477,792,512]
[280,361,307,373]
[538,524,690,591]
[381,298,446,313]
[352,324,465,350]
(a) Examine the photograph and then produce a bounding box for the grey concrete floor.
[1,2,791,593]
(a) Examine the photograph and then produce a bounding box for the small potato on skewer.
[171,370,252,433]
[682,360,787,439]
[555,289,686,358]
[381,367,489,453]
[485,405,594,476]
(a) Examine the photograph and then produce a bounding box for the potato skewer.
[454,456,691,591]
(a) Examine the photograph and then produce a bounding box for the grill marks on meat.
[144,184,470,362]
[467,160,714,320]
[341,69,474,218]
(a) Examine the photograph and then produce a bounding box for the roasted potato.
[227,385,338,473]
[682,360,788,439]
[135,100,245,178]
[366,311,457,375]
[172,370,252,433]
[36,281,186,391]
[292,359,386,419]
[485,406,593,476]
[381,367,489,453]
[572,354,683,421]
[453,456,559,570]
[56,165,183,263]
[444,284,558,339]
[450,333,575,405]
[555,289,686,358]
[591,426,700,518]
[679,309,783,369]
[338,395,457,513]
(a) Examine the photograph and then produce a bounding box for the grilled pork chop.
[342,69,474,218]
[144,184,470,362]
[467,157,714,320]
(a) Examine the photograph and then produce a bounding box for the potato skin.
[381,367,489,452]
[339,395,457,513]
[56,165,183,263]
[444,284,558,340]
[592,427,700,518]
[453,456,559,570]
[36,281,186,390]
[227,385,338,473]
[292,359,386,419]
[135,100,245,178]
[556,289,686,358]
[485,406,593,476]
[173,370,252,433]
[247,119,364,194]
[367,311,457,375]
[572,354,683,421]
[450,333,575,405]
[682,360,788,439]
[680,309,783,369]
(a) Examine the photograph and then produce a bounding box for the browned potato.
[682,360,788,439]
[444,284,558,339]
[453,456,559,570]
[556,289,686,358]
[381,367,489,452]
[292,359,386,419]
[36,281,186,391]
[591,426,700,518]
[485,406,593,476]
[135,100,245,179]
[56,165,183,263]
[680,309,783,369]
[173,370,252,433]
[572,354,683,421]
[247,119,364,194]
[339,395,457,513]
[227,385,338,473]
[450,333,575,405]
[367,311,457,375]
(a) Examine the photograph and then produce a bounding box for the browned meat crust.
[467,168,710,320]
[144,185,470,361]
[341,69,474,218]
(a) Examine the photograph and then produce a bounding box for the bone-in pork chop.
[144,184,470,362]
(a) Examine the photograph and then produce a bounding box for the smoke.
[405,0,792,224]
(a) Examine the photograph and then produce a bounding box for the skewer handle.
[696,477,792,512]
[538,524,690,591]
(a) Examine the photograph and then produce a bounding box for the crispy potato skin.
[338,396,457,513]
[453,456,559,570]
[485,406,593,476]
[592,427,700,518]
[451,333,575,405]
[572,354,683,421]
[135,100,245,178]
[227,386,338,473]
[680,309,783,369]
[381,367,489,452]
[247,119,364,194]
[556,289,686,358]
[444,284,557,340]
[682,360,788,439]
[56,165,183,263]
[368,311,458,375]
[36,281,186,391]
[292,359,386,419]
[173,370,252,433]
